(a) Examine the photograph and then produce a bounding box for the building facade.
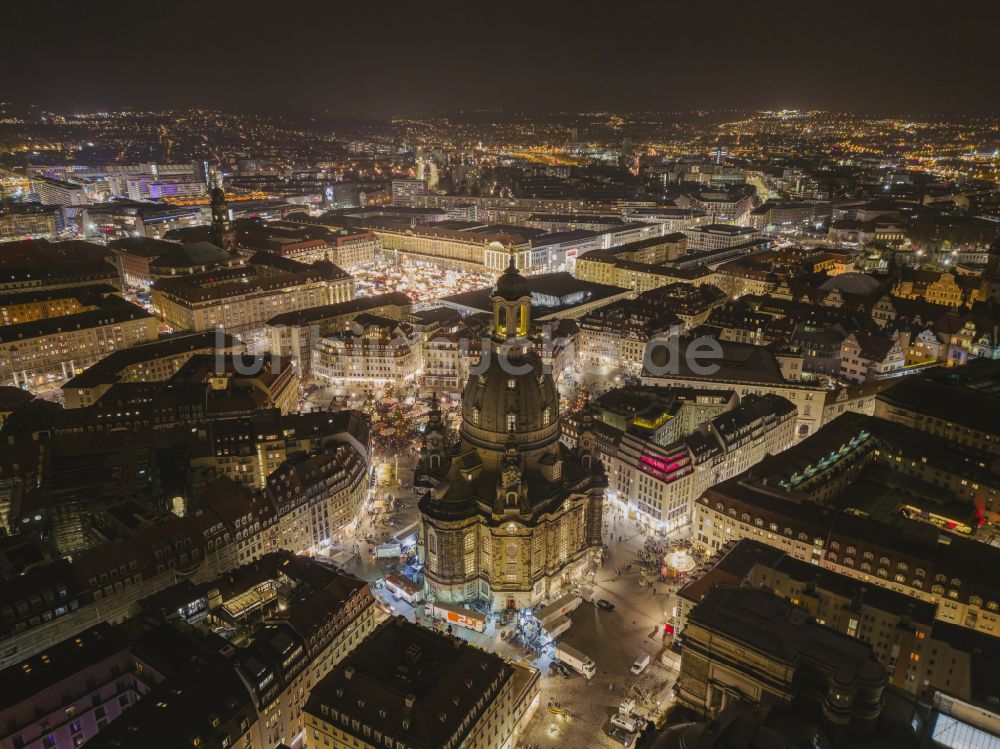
[152,254,353,333]
[305,616,539,749]
[417,259,605,609]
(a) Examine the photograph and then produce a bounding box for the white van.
[611,713,638,733]
[630,653,650,675]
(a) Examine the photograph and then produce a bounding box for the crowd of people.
[353,257,494,303]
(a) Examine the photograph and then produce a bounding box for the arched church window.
[506,413,516,431]
[542,407,551,426]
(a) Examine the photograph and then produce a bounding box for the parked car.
[611,713,639,733]
[604,725,635,747]
[597,598,616,612]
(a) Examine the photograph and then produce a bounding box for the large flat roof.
[440,271,625,316]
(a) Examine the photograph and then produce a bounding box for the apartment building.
[678,586,887,731]
[677,188,755,225]
[0,624,163,749]
[312,315,421,393]
[33,177,89,206]
[0,284,122,326]
[692,414,1000,640]
[305,617,540,749]
[683,224,762,253]
[609,393,797,534]
[874,361,1000,456]
[574,250,716,295]
[577,299,682,374]
[679,539,1000,702]
[0,240,119,294]
[0,204,62,241]
[0,418,371,668]
[372,222,532,272]
[0,297,158,390]
[840,332,906,383]
[641,338,833,439]
[391,178,427,205]
[79,553,377,749]
[152,253,353,333]
[61,331,238,408]
[266,292,412,381]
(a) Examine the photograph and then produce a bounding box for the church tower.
[417,256,605,611]
[211,185,236,254]
[492,251,530,342]
[419,392,449,473]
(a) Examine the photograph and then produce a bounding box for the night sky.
[5,0,1000,116]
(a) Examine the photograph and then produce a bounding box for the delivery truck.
[555,642,596,679]
[429,601,487,633]
[535,593,581,624]
[384,572,424,604]
[539,614,571,643]
[630,653,650,675]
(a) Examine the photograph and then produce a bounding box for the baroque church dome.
[461,349,560,449]
[416,254,606,611]
[459,253,558,449]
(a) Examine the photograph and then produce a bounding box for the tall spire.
[427,391,442,430]
[211,184,236,254]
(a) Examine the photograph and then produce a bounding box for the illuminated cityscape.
[2,3,1000,749]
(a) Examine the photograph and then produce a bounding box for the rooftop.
[689,586,884,682]
[0,298,152,344]
[440,271,626,317]
[306,616,512,749]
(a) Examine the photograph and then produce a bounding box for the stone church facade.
[416,257,605,610]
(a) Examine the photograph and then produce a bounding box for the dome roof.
[819,272,881,295]
[462,348,559,448]
[493,262,530,301]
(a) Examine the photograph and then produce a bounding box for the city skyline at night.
[3,5,1000,749]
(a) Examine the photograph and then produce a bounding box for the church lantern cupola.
[492,249,531,342]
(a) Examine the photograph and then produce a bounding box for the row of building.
[0,399,372,667]
[0,547,540,749]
